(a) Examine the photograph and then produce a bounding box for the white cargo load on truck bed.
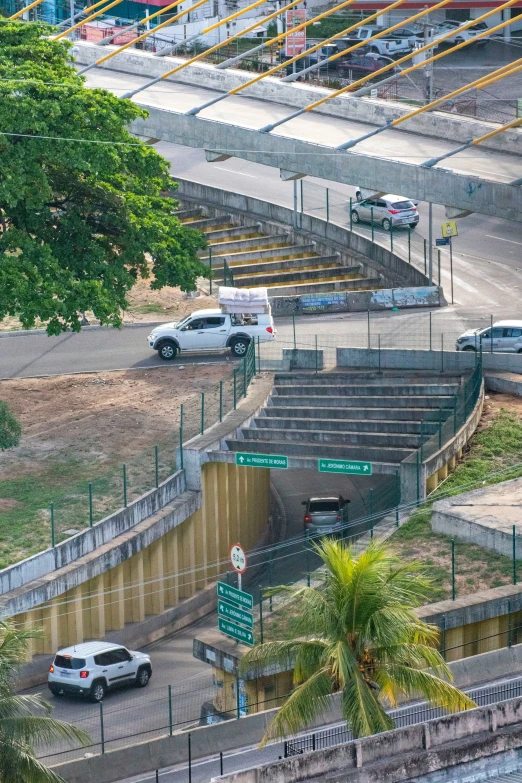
[218,286,269,314]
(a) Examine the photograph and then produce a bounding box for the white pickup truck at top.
[148,308,276,361]
[337,25,413,56]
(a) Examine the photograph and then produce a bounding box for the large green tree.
[0,20,207,335]
[0,620,89,783]
[242,539,475,744]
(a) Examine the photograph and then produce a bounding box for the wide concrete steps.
[227,438,410,463]
[274,372,463,385]
[175,208,203,221]
[265,406,446,422]
[211,255,345,277]
[263,277,381,296]
[274,383,459,397]
[208,244,317,263]
[270,395,456,409]
[205,224,262,241]
[185,215,234,230]
[204,234,290,255]
[233,266,365,288]
[242,427,421,448]
[254,417,439,435]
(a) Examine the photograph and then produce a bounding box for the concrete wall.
[54,691,522,783]
[212,698,522,783]
[73,43,522,156]
[0,472,186,597]
[337,348,522,375]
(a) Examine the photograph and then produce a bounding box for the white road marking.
[485,235,522,246]
[214,167,258,178]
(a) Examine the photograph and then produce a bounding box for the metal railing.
[284,675,522,756]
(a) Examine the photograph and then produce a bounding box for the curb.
[0,321,165,339]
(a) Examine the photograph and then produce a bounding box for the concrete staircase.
[226,370,463,465]
[176,207,382,298]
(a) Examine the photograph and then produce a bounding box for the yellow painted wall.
[13,461,271,661]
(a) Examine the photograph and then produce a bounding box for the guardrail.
[284,674,522,756]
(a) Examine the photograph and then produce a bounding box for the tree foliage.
[0,20,207,335]
[0,401,21,450]
[241,539,476,744]
[0,619,90,783]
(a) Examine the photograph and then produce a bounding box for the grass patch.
[389,408,522,602]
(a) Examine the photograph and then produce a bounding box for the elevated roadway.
[74,44,522,223]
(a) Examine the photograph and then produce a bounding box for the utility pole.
[423,12,433,104]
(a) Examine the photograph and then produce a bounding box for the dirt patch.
[0,364,236,568]
[0,279,218,332]
[0,499,21,511]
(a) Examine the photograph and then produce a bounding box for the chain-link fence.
[19,349,259,553]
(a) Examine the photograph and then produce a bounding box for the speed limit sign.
[230,543,247,574]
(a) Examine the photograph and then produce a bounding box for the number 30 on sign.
[230,543,247,574]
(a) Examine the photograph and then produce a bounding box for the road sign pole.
[449,237,454,304]
[238,571,242,593]
[428,202,433,285]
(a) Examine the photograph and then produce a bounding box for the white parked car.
[148,307,276,361]
[455,321,522,352]
[351,194,419,231]
[434,20,490,47]
[48,642,152,702]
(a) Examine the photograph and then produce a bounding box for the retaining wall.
[0,471,185,597]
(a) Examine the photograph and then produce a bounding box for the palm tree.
[0,620,90,783]
[241,539,476,745]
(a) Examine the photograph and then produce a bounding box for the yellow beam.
[307,0,521,110]
[391,58,522,128]
[10,0,45,19]
[54,0,124,39]
[472,116,522,146]
[91,0,213,68]
[229,0,416,95]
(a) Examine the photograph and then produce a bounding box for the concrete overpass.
[74,42,522,222]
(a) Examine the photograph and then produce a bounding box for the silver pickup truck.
[337,25,412,57]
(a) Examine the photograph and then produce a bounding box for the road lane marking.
[214,167,258,178]
[485,235,522,246]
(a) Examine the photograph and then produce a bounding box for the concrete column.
[131,551,146,623]
[66,586,84,647]
[42,599,59,654]
[198,468,210,583]
[438,463,448,482]
[478,617,501,654]
[217,463,230,564]
[426,472,438,493]
[149,538,165,616]
[108,563,125,631]
[228,462,241,549]
[23,610,38,661]
[91,574,106,639]
[165,527,180,607]
[183,513,197,597]
[445,626,464,662]
[237,465,248,548]
[503,8,512,42]
[448,455,456,470]
[209,463,221,578]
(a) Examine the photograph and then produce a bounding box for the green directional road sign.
[216,582,254,610]
[219,618,254,646]
[318,458,373,476]
[218,599,254,630]
[235,452,288,469]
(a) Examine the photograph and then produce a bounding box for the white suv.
[48,642,152,702]
[148,307,276,361]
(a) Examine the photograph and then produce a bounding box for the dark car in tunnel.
[303,496,349,536]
